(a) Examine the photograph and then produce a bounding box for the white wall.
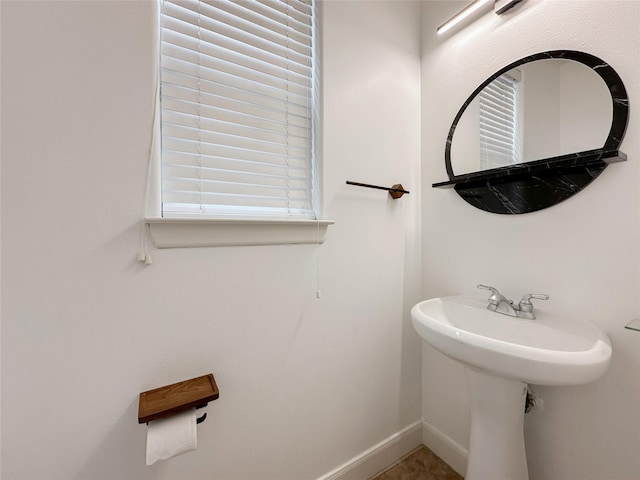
[0,1,422,478]
[421,1,640,479]
[521,59,561,162]
[522,59,611,161]
[449,96,481,175]
[559,60,612,154]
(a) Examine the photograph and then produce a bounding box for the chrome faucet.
[477,284,549,319]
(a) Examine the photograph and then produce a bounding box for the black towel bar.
[346,181,410,199]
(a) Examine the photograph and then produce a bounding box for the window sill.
[146,217,335,248]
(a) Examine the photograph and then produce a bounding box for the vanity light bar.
[437,0,492,35]
[437,0,523,35]
[495,0,523,15]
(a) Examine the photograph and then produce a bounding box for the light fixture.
[437,0,492,35]
[495,0,523,14]
[437,0,524,35]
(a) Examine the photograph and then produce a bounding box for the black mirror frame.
[434,50,629,215]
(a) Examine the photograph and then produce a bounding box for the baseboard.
[316,420,423,480]
[421,419,468,477]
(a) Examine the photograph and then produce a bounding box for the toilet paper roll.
[146,408,197,466]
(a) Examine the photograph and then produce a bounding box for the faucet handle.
[478,284,499,293]
[477,284,503,304]
[518,294,549,312]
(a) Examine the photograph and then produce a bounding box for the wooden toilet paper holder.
[138,373,219,424]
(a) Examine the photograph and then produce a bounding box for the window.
[478,70,522,170]
[158,0,318,220]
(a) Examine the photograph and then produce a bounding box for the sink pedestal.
[465,368,529,480]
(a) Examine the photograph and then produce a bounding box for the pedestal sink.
[411,295,612,480]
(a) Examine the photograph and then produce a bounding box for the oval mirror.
[439,50,628,215]
[450,59,612,175]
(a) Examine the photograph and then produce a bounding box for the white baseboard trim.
[421,419,468,477]
[316,420,423,480]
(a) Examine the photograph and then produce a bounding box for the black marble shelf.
[433,149,626,189]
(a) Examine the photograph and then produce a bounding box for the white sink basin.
[411,295,611,386]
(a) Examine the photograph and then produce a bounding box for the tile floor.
[371,446,463,480]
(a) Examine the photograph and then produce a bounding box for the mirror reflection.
[450,59,613,176]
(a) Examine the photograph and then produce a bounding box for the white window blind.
[479,72,521,170]
[159,0,317,219]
